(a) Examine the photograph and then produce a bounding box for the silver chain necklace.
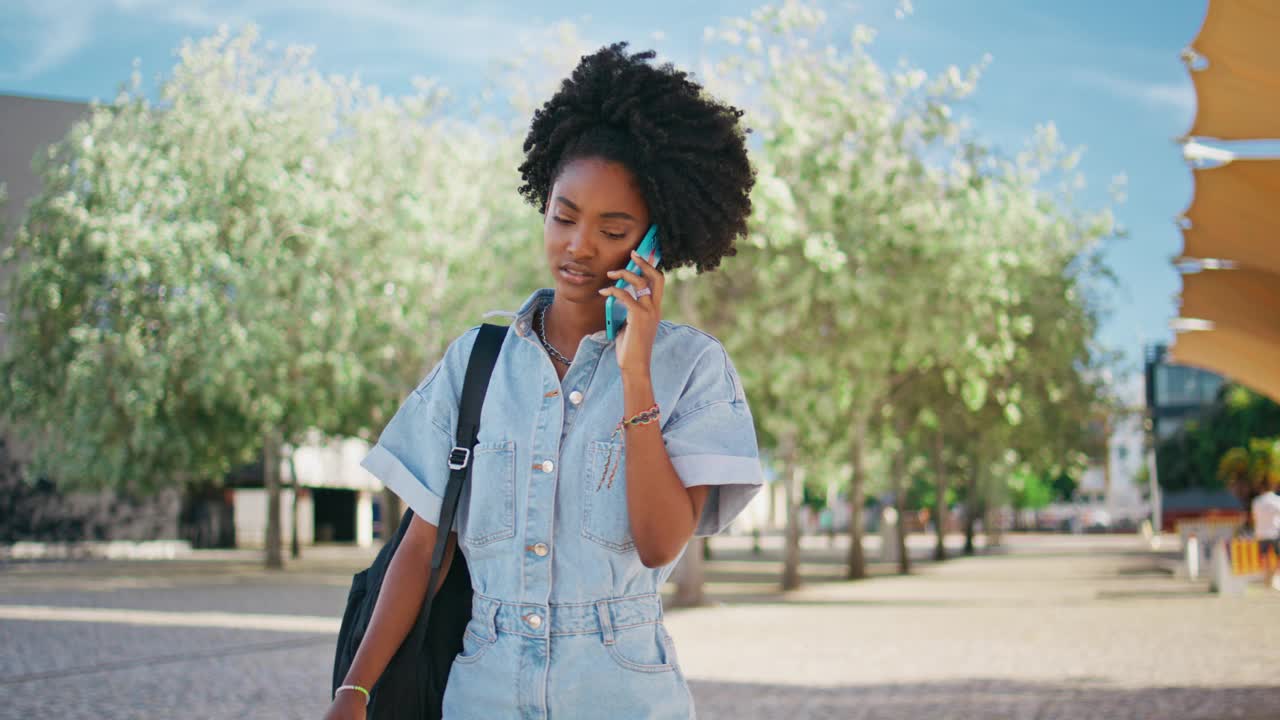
[537,303,574,366]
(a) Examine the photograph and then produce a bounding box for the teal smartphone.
[606,224,662,340]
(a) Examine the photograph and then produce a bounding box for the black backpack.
[332,323,507,719]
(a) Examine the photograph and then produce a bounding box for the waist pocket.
[452,626,497,665]
[582,440,635,553]
[603,622,675,674]
[462,440,516,547]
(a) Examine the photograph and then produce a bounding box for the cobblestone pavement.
[1,534,1277,719]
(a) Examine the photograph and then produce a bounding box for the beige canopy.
[1170,327,1280,403]
[1173,0,1280,402]
[1185,0,1280,141]
[1179,268,1280,347]
[1179,160,1280,276]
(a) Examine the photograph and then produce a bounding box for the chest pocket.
[463,440,516,547]
[582,440,635,552]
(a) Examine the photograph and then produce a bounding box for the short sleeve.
[359,329,478,526]
[663,339,764,536]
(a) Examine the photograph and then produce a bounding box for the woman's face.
[544,156,651,306]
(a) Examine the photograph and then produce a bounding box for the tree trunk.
[673,537,707,607]
[382,487,403,542]
[264,432,284,570]
[781,433,802,591]
[963,459,980,556]
[932,426,947,562]
[288,451,301,560]
[891,445,911,575]
[846,417,869,580]
[985,489,1005,548]
[768,470,778,530]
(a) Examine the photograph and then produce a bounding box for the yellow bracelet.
[335,684,370,706]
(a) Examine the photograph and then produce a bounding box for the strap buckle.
[448,446,472,471]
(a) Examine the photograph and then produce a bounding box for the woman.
[326,43,763,720]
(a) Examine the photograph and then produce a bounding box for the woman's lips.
[559,267,595,286]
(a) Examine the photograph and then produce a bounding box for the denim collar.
[490,288,611,345]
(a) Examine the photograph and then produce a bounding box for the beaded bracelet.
[620,403,661,430]
[335,684,370,706]
[596,403,661,491]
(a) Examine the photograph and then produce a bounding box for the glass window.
[1155,364,1223,408]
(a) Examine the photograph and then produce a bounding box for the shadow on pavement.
[689,678,1280,720]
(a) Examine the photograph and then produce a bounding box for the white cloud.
[1,0,237,82]
[293,0,544,63]
[1071,69,1196,115]
[0,2,92,81]
[2,0,569,82]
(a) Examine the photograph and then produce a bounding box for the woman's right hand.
[323,517,449,720]
[321,692,367,720]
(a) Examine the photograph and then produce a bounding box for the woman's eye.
[602,230,626,240]
[552,216,574,225]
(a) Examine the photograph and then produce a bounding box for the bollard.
[1185,535,1200,581]
[1212,540,1244,596]
[880,507,900,564]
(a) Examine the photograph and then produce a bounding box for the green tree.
[678,3,1116,580]
[0,28,539,566]
[1008,468,1054,510]
[1218,437,1280,513]
[1160,385,1280,493]
[687,4,1011,580]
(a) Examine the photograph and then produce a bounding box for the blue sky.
[1,0,1206,395]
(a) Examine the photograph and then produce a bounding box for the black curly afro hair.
[518,43,755,274]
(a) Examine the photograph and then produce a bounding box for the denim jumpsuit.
[361,288,764,720]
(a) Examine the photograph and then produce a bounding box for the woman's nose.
[566,225,594,258]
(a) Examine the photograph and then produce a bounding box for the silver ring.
[636,287,652,298]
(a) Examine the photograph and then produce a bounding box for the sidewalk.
[2,533,1277,719]
[668,533,1280,719]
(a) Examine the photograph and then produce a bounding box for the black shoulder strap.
[416,323,506,631]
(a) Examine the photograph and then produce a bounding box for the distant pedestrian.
[1251,477,1280,591]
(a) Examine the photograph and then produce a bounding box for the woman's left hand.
[599,249,664,376]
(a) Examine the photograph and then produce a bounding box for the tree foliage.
[1160,385,1280,493]
[678,2,1117,575]
[1218,436,1280,510]
[1,28,540,496]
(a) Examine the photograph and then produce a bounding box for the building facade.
[1143,342,1239,527]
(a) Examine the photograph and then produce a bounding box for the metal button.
[525,613,543,629]
[569,390,584,406]
[532,543,549,557]
[541,460,554,473]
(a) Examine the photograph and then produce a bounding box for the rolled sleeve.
[664,340,764,536]
[360,393,452,526]
[360,329,478,527]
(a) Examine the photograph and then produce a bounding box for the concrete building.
[1,93,90,401]
[230,436,381,549]
[1076,412,1151,529]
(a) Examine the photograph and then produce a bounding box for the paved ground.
[1,533,1277,719]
